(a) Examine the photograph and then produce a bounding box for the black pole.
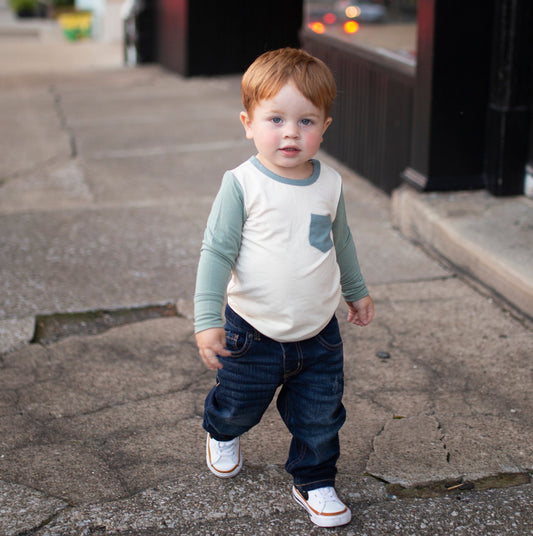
[403,0,493,191]
[484,0,533,196]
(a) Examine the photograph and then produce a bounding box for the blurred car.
[307,1,386,27]
[345,2,387,22]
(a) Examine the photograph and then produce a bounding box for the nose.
[284,121,300,139]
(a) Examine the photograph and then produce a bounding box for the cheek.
[255,129,280,148]
[305,131,325,149]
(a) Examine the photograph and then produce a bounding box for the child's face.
[240,82,332,180]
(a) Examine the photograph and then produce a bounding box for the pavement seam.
[49,84,77,158]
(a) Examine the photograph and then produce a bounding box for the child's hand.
[195,327,231,370]
[346,295,375,327]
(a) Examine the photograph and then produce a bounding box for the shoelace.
[311,487,340,512]
[315,487,336,500]
[215,439,237,456]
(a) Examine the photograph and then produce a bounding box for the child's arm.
[194,172,246,368]
[332,188,374,327]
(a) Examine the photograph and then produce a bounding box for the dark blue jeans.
[203,305,346,492]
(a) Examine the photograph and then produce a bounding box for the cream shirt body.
[228,157,342,341]
[194,156,368,341]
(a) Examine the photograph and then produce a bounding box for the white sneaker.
[293,486,352,527]
[206,433,242,478]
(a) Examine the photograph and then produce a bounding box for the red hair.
[241,48,336,118]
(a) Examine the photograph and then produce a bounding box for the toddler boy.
[194,47,374,528]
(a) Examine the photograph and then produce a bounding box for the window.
[304,0,417,65]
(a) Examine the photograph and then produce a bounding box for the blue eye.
[271,117,282,124]
[300,118,313,126]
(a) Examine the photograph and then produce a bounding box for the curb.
[391,185,533,321]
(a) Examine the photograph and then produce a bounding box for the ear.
[240,111,254,140]
[322,116,333,134]
[321,117,333,141]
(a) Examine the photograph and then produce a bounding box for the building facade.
[153,0,533,197]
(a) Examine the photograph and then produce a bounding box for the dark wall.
[405,0,533,194]
[157,0,188,74]
[404,0,493,191]
[158,0,303,76]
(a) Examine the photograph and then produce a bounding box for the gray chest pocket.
[309,213,333,253]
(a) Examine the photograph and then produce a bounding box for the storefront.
[153,0,532,197]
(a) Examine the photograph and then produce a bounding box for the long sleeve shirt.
[194,156,368,342]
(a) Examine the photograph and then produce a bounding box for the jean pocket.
[225,329,252,357]
[315,316,343,351]
[309,213,333,253]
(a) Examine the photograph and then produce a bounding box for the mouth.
[279,146,300,156]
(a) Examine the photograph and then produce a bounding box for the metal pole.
[484,0,533,195]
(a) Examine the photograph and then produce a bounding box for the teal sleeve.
[332,189,369,302]
[194,172,246,333]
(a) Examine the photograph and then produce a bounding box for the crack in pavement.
[49,85,77,159]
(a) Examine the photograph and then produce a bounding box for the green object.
[58,12,92,40]
[8,0,37,14]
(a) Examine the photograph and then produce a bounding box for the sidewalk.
[0,10,532,536]
[0,0,122,75]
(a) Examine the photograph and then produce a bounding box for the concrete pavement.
[0,8,532,536]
